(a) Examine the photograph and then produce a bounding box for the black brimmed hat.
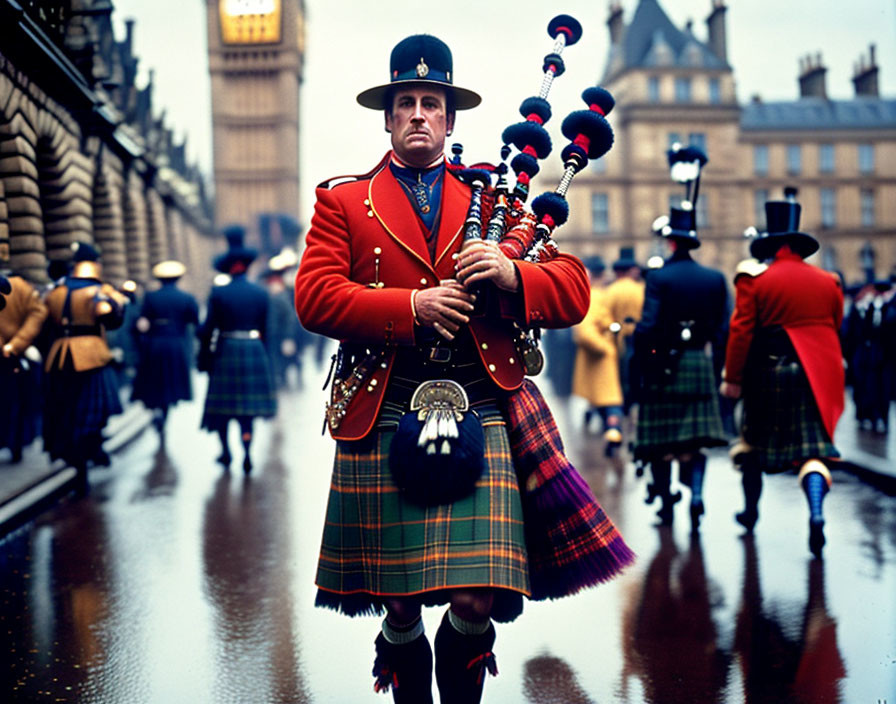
[750,192,819,261]
[214,225,258,273]
[612,246,639,271]
[356,34,481,111]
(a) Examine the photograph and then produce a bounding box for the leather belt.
[221,329,260,340]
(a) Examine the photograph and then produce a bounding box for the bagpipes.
[450,13,616,374]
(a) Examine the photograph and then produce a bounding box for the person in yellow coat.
[603,247,645,415]
[572,255,625,454]
[43,242,129,493]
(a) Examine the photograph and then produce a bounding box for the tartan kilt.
[314,409,530,623]
[635,349,727,457]
[132,334,193,409]
[742,353,838,469]
[201,337,276,428]
[43,364,122,463]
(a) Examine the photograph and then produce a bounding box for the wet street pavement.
[2,360,895,703]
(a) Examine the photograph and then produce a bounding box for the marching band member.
[721,190,845,557]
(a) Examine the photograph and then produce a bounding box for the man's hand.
[720,380,742,399]
[414,280,476,340]
[455,241,520,292]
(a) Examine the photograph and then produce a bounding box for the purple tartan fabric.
[505,379,635,600]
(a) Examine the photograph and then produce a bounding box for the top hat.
[152,260,187,280]
[356,34,481,111]
[582,254,606,276]
[612,246,639,271]
[750,196,819,261]
[655,201,700,249]
[214,225,258,273]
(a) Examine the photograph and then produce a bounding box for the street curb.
[0,467,77,536]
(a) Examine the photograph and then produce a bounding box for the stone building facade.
[0,0,215,296]
[560,0,896,286]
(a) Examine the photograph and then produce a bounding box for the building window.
[675,77,691,102]
[708,77,721,104]
[787,144,802,175]
[590,157,607,175]
[861,188,875,227]
[591,193,609,234]
[688,133,707,153]
[696,195,709,229]
[754,145,769,176]
[668,132,682,150]
[754,189,769,230]
[821,188,836,228]
[858,143,874,174]
[819,144,835,173]
[648,76,660,102]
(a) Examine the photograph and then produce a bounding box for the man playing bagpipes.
[295,28,633,704]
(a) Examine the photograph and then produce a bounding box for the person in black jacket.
[132,261,200,436]
[633,202,729,530]
[199,226,277,474]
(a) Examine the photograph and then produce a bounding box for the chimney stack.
[607,1,624,45]
[798,53,828,99]
[852,44,880,97]
[706,0,728,63]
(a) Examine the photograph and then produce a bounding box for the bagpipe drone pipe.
[449,13,616,373]
[449,15,635,599]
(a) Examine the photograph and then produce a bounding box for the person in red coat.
[721,189,844,557]
[295,34,592,704]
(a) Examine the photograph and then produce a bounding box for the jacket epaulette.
[317,152,391,190]
[734,258,768,280]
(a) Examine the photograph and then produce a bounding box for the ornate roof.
[603,0,727,83]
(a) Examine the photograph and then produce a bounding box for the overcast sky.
[112,0,896,221]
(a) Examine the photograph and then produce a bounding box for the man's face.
[385,86,454,167]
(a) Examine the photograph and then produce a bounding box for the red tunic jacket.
[724,248,844,440]
[295,152,590,440]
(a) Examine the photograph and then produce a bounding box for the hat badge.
[416,57,429,78]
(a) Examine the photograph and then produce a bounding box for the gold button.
[370,378,378,386]
[364,199,370,206]
[488,364,496,372]
[374,247,382,255]
[367,385,374,392]
[509,357,515,364]
[367,211,374,218]
[480,342,488,350]
[420,278,428,285]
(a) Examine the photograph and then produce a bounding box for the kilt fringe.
[506,380,635,600]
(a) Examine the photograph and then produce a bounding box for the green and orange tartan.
[315,407,530,623]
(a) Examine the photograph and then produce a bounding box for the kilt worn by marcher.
[317,408,530,622]
[635,348,726,456]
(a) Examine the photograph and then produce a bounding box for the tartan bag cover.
[505,380,635,600]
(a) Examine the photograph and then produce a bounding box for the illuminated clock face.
[220,0,282,44]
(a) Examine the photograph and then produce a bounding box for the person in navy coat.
[633,203,729,530]
[131,261,200,435]
[199,226,276,473]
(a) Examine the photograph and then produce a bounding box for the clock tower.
[206,0,305,252]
